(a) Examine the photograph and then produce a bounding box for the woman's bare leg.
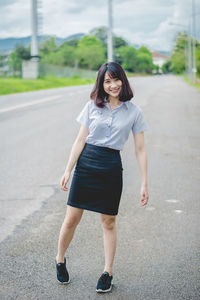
[101,214,117,276]
[56,205,84,263]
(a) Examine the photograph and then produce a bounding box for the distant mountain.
[0,33,171,57]
[0,33,85,52]
[54,33,85,45]
[129,41,170,56]
[157,50,171,57]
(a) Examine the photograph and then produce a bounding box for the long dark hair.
[90,62,134,108]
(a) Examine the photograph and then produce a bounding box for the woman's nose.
[110,81,117,88]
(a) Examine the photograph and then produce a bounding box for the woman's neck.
[107,96,121,105]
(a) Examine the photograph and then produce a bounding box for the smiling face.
[103,72,122,99]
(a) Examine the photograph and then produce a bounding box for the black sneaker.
[55,257,70,284]
[96,271,113,293]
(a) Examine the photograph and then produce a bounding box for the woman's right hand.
[60,171,71,191]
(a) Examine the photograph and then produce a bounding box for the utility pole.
[192,0,196,84]
[22,0,39,78]
[188,36,192,81]
[188,18,192,81]
[107,0,113,62]
[31,0,39,59]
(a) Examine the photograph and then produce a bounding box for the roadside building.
[151,51,170,73]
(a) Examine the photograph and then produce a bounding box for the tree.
[0,53,3,67]
[76,35,105,70]
[136,46,153,73]
[168,32,200,77]
[136,52,153,73]
[89,26,108,47]
[169,32,188,74]
[113,37,129,62]
[8,45,31,75]
[171,52,185,74]
[15,45,31,60]
[59,45,76,66]
[39,37,57,56]
[8,51,21,74]
[117,45,154,73]
[117,46,137,72]
[172,32,187,52]
[162,60,172,73]
[196,41,200,77]
[63,38,79,48]
[113,36,128,48]
[42,44,76,67]
[170,32,195,74]
[137,45,152,56]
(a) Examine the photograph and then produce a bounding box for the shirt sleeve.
[76,101,90,128]
[132,108,148,134]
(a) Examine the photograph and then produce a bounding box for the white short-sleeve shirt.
[76,99,148,150]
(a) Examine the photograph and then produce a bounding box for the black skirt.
[67,143,123,215]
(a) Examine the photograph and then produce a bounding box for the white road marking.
[137,239,144,243]
[165,199,180,203]
[0,95,62,113]
[145,206,155,211]
[174,210,182,214]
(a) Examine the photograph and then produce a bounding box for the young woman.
[55,62,149,293]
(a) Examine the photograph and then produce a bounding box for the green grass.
[182,74,200,91]
[0,76,95,95]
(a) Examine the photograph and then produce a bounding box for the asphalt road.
[0,75,199,300]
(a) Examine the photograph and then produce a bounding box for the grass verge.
[182,74,200,91]
[0,76,95,95]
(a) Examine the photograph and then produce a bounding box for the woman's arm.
[64,125,89,174]
[60,125,89,191]
[133,131,149,206]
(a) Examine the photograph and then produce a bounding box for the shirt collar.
[123,101,129,109]
[104,98,129,110]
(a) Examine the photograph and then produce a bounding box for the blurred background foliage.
[1,27,157,77]
[1,26,200,79]
[162,32,200,76]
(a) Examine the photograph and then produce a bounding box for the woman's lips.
[110,89,119,92]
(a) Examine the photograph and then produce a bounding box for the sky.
[0,0,199,52]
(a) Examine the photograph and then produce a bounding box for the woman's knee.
[64,216,79,229]
[101,215,116,230]
[64,206,83,229]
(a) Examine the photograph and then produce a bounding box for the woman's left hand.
[140,185,149,206]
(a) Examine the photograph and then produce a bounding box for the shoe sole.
[57,278,70,285]
[96,283,113,293]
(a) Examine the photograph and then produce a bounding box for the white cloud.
[42,0,108,37]
[0,0,30,37]
[0,0,199,51]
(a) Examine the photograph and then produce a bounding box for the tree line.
[5,27,200,77]
[7,27,156,75]
[162,32,200,77]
